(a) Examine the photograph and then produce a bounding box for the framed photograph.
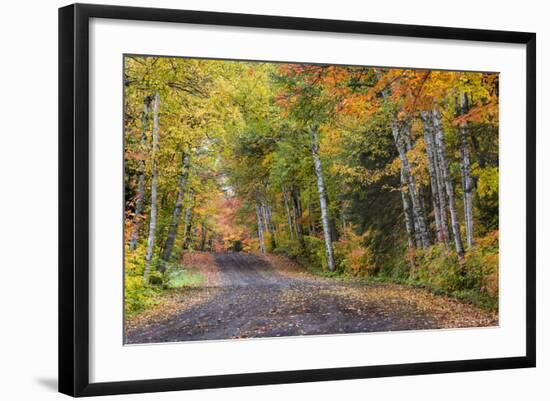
[59,3,536,397]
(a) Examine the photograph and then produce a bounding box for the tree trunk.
[309,126,335,272]
[377,73,430,248]
[291,186,305,248]
[400,167,416,249]
[181,189,194,251]
[434,135,450,245]
[143,91,160,281]
[391,120,431,248]
[261,201,276,249]
[282,188,294,239]
[160,152,191,267]
[267,204,276,247]
[256,203,266,253]
[432,107,465,258]
[267,204,275,233]
[200,222,207,251]
[308,199,316,236]
[420,111,450,244]
[261,203,270,235]
[457,94,475,248]
[404,124,431,247]
[129,96,151,250]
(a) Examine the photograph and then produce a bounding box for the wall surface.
[0,0,546,399]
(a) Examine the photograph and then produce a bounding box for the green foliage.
[274,235,343,276]
[148,270,163,286]
[302,235,331,272]
[408,231,499,310]
[476,166,499,230]
[124,247,206,315]
[263,232,275,253]
[272,236,302,259]
[411,245,463,292]
[125,275,160,316]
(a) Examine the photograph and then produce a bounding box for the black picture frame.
[59,3,536,397]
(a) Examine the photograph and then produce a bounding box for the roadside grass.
[164,268,204,289]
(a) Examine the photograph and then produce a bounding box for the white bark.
[143,91,160,281]
[434,137,450,244]
[432,107,465,258]
[309,126,335,272]
[391,120,431,248]
[377,75,430,248]
[458,93,475,248]
[421,111,449,244]
[262,202,270,235]
[256,203,266,253]
[400,167,416,249]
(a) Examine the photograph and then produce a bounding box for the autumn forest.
[124,56,499,343]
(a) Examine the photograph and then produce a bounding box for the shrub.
[411,245,463,292]
[148,270,163,286]
[409,231,499,310]
[333,227,376,276]
[302,235,325,267]
[273,237,302,259]
[124,274,160,316]
[263,232,275,252]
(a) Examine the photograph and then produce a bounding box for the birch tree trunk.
[129,97,151,250]
[458,93,475,248]
[434,136,450,244]
[143,91,160,281]
[261,203,270,235]
[432,107,465,258]
[267,204,277,248]
[256,203,266,253]
[420,111,449,244]
[261,201,276,249]
[400,167,416,249]
[309,126,335,272]
[160,152,190,267]
[377,76,430,249]
[391,120,431,248]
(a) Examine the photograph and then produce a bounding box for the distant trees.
[124,57,240,280]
